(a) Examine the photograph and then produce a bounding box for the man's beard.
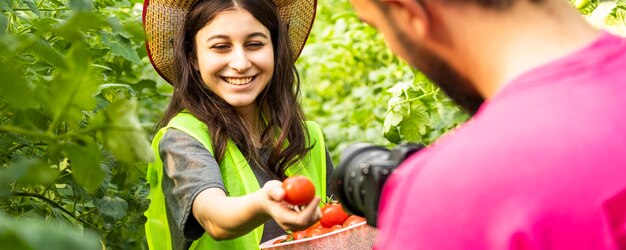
[398,36,484,115]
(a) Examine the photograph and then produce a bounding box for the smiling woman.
[141,0,334,249]
[194,8,275,113]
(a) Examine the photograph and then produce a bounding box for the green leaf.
[22,0,40,16]
[383,125,401,144]
[0,0,13,12]
[30,17,59,33]
[397,101,430,143]
[383,110,404,130]
[46,43,98,125]
[0,63,31,108]
[95,196,128,222]
[132,79,157,94]
[96,83,137,101]
[0,14,7,34]
[93,99,154,164]
[13,108,49,131]
[56,12,106,41]
[0,212,100,250]
[63,137,105,193]
[16,159,57,186]
[122,20,145,40]
[409,100,431,127]
[29,38,67,70]
[0,157,54,196]
[398,115,424,143]
[68,0,93,11]
[128,179,150,212]
[102,32,141,64]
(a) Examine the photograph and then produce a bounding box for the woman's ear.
[381,0,429,39]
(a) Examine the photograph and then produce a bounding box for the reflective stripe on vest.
[145,112,327,250]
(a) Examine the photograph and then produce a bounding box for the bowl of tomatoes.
[259,205,377,250]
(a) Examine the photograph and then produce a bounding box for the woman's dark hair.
[157,0,310,180]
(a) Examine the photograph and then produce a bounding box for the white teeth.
[224,77,253,85]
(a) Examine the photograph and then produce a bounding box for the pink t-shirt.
[375,32,626,250]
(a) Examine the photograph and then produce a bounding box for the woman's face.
[194,7,274,113]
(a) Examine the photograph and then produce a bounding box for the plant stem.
[10,191,99,230]
[386,92,437,114]
[12,8,69,11]
[41,171,70,195]
[0,125,55,139]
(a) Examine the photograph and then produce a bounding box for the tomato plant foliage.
[0,0,170,249]
[0,0,624,249]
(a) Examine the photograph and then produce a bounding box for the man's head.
[349,0,543,114]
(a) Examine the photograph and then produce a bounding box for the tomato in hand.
[282,175,316,206]
[320,203,350,227]
[343,215,366,227]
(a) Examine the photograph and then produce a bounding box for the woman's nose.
[228,48,252,72]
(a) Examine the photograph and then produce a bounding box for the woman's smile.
[221,75,256,86]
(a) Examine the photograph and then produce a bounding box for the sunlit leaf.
[399,115,424,143]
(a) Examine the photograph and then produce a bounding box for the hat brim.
[142,0,317,84]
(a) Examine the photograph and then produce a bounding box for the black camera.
[331,143,424,227]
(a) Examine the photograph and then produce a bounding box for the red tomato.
[308,221,323,230]
[306,227,329,237]
[273,239,285,245]
[343,215,366,227]
[282,176,316,206]
[329,224,343,232]
[320,203,350,227]
[292,230,307,240]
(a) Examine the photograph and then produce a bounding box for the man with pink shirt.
[348,0,626,249]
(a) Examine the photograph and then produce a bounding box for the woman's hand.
[260,180,322,232]
[192,180,321,240]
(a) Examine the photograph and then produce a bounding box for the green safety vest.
[145,112,327,250]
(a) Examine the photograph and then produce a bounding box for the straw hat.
[142,0,317,84]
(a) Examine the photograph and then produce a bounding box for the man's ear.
[381,0,429,39]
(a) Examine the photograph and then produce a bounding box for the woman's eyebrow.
[205,34,229,43]
[205,32,269,43]
[247,32,269,39]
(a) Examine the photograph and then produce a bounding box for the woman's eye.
[211,44,230,51]
[247,42,264,49]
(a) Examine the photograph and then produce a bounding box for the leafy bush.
[0,0,169,249]
[0,0,624,249]
[298,0,467,162]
